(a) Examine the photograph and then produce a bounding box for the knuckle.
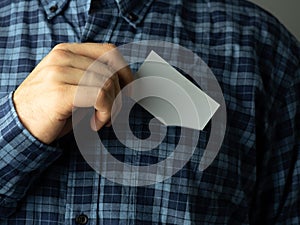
[45,65,66,80]
[101,43,119,60]
[50,48,70,61]
[104,77,114,88]
[102,43,116,50]
[97,112,110,123]
[53,43,69,50]
[97,89,111,104]
[101,77,116,92]
[50,65,65,74]
[98,88,106,99]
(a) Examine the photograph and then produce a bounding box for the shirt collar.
[40,0,70,20]
[115,0,155,28]
[40,0,154,28]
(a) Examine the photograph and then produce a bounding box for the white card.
[134,51,219,130]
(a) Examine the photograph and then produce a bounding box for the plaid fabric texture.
[0,0,299,224]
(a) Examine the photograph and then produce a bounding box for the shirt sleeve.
[249,33,300,224]
[0,92,62,218]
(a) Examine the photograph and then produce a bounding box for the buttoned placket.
[65,0,154,223]
[39,0,155,224]
[63,1,122,224]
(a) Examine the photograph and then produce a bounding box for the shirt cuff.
[0,92,62,205]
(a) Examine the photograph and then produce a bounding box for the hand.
[13,43,133,144]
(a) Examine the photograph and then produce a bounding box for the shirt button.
[49,4,58,13]
[127,12,138,22]
[75,214,88,225]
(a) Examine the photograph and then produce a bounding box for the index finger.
[54,43,134,87]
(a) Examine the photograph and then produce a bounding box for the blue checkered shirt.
[0,0,299,224]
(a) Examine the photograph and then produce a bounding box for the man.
[0,0,299,224]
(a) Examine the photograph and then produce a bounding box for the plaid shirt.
[0,0,299,224]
